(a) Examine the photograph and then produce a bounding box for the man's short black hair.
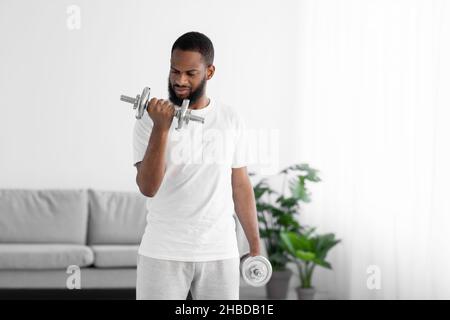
[171,31,214,66]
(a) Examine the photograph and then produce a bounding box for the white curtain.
[276,0,450,299]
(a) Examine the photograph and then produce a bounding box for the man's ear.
[207,65,215,80]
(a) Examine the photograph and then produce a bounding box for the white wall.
[0,0,299,190]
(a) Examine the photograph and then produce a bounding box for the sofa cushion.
[0,268,137,289]
[87,189,147,245]
[0,189,88,244]
[90,245,139,268]
[0,244,94,270]
[0,268,254,290]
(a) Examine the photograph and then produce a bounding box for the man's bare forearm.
[136,126,169,197]
[232,183,261,256]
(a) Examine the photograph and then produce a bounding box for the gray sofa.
[0,189,249,294]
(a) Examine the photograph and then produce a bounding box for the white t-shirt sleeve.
[132,114,153,167]
[231,112,249,169]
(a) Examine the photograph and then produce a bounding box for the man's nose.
[174,73,189,86]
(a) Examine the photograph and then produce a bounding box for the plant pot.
[265,269,293,300]
[296,286,316,300]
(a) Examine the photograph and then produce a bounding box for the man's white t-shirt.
[132,97,248,261]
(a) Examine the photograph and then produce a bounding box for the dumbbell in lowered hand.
[240,253,273,287]
[120,87,205,131]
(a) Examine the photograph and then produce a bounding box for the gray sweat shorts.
[136,254,240,300]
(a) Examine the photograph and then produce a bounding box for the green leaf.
[311,233,341,260]
[289,178,311,202]
[312,258,332,269]
[302,227,316,237]
[293,163,322,182]
[259,228,278,238]
[295,250,316,261]
[256,203,276,212]
[268,252,290,270]
[276,196,299,208]
[280,232,294,255]
[277,214,297,227]
[270,206,288,217]
[280,231,311,252]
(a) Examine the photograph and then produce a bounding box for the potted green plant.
[281,228,341,300]
[251,163,321,299]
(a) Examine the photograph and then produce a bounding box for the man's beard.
[168,76,207,107]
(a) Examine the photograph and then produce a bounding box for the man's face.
[168,49,214,106]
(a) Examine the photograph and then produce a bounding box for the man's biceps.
[231,167,250,188]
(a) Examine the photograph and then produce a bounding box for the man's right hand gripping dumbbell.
[120,87,204,130]
[146,98,177,132]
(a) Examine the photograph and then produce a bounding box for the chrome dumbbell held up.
[240,254,273,287]
[120,87,205,131]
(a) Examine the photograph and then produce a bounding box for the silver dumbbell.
[240,253,273,287]
[120,86,205,131]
